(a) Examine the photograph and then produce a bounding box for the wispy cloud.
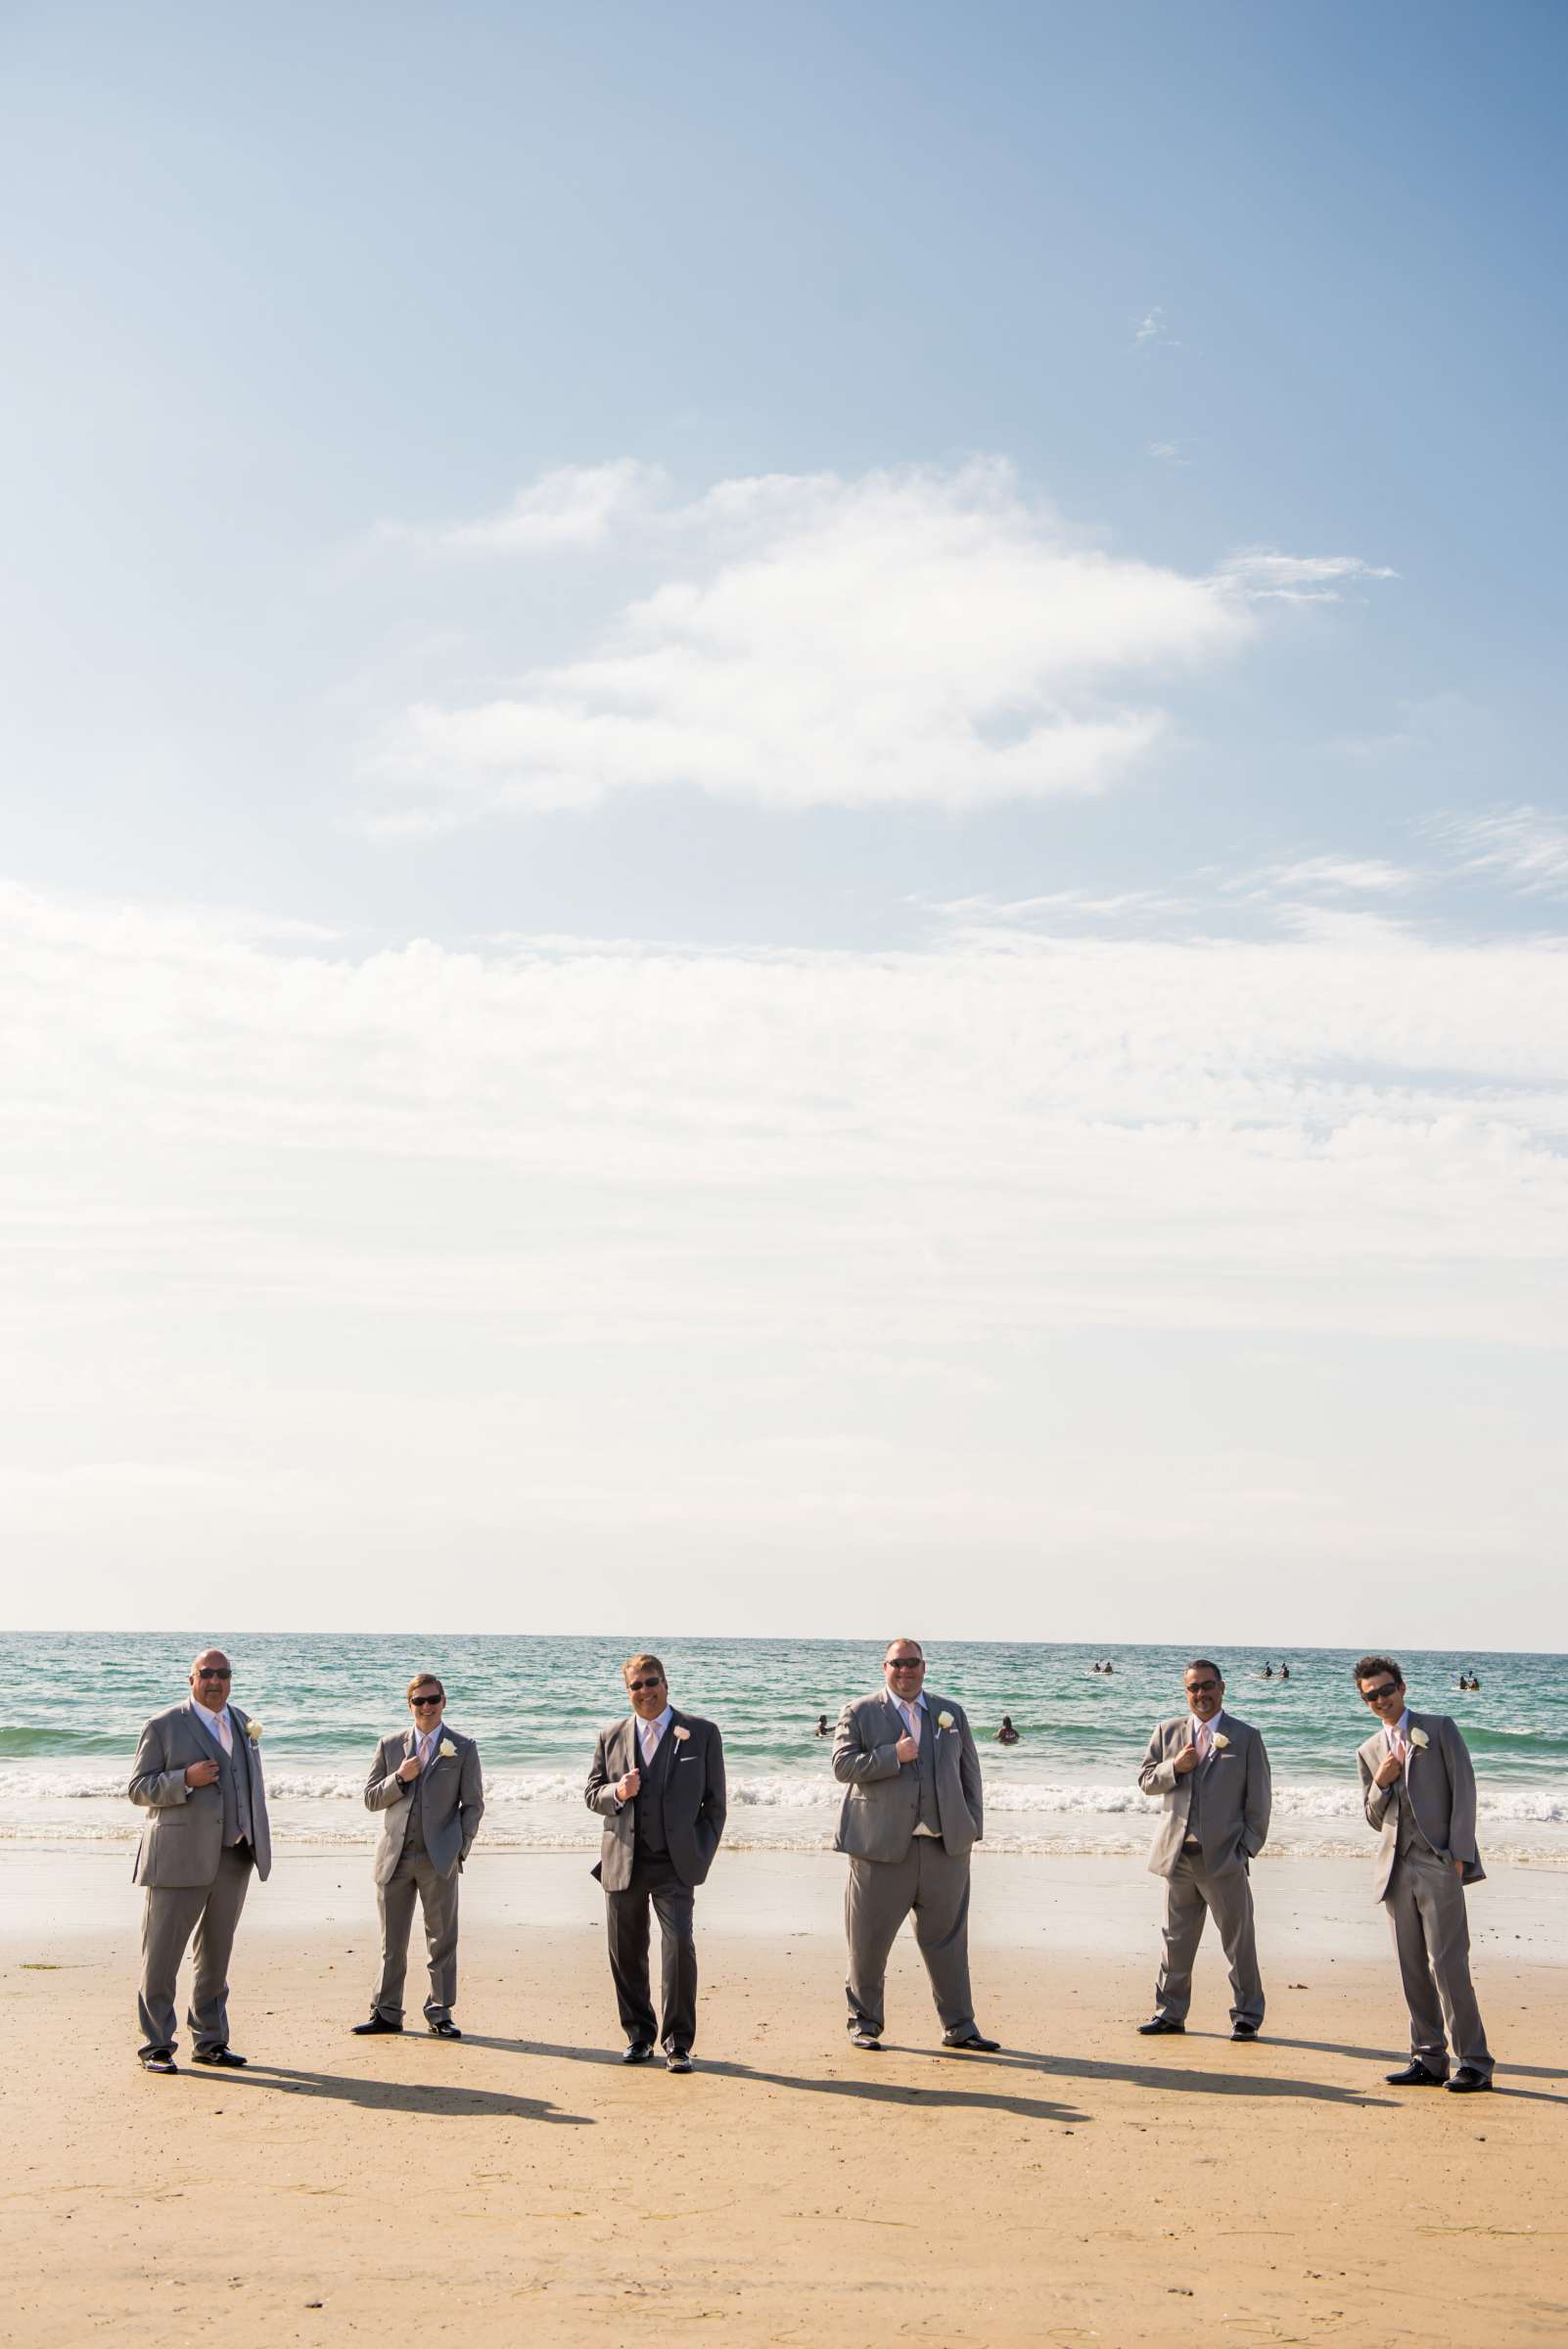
[1429,806,1568,898]
[1218,854,1416,900]
[1134,305,1177,346]
[357,459,1394,828]
[381,460,666,555]
[1217,550,1399,603]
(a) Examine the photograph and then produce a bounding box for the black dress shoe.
[139,2050,177,2074]
[849,2029,883,2050]
[666,2049,693,2074]
[943,2030,1001,2052]
[1230,2022,1259,2042]
[1385,2059,1446,2085]
[192,2046,248,2067]
[623,2041,655,2064]
[427,2018,462,2039]
[1137,2016,1186,2035]
[1446,2066,1494,2094]
[351,2015,403,2035]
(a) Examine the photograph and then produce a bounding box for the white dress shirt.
[1189,1706,1224,1761]
[191,1696,232,1752]
[1385,1707,1412,1776]
[637,1703,673,1765]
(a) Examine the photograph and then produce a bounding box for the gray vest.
[215,1723,254,1849]
[913,1708,942,1836]
[404,1745,436,1854]
[633,1724,673,1857]
[1184,1751,1204,1845]
[1392,1779,1439,1864]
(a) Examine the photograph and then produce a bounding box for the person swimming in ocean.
[995,1716,1020,1745]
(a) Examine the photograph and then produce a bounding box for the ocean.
[4,1631,1565,1865]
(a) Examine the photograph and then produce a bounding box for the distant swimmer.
[814,1714,832,1736]
[1262,1663,1273,1679]
[1103,1662,1115,1676]
[1279,1665,1290,1681]
[1091,1662,1102,1674]
[1469,1675,1482,1692]
[995,1717,1021,1745]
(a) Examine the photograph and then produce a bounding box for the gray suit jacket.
[1357,1710,1485,1899]
[129,1701,273,1887]
[1137,1712,1270,1880]
[365,1727,484,1884]
[584,1710,726,1892]
[832,1689,984,1864]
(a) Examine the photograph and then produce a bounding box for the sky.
[2,1,1565,1642]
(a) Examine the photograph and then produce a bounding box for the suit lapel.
[185,1700,224,1764]
[230,1706,254,1799]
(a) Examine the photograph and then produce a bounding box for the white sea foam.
[5,1764,1568,1825]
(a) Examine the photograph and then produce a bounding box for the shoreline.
[6,1845,1566,1960]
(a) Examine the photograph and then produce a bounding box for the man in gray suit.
[129,1648,272,2075]
[1355,1654,1493,2094]
[833,1638,998,2053]
[585,1653,726,2073]
[353,1671,485,2040]
[1136,1658,1270,2041]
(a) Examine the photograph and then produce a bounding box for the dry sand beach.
[4,1850,1567,2347]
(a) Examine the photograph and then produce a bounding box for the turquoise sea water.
[3,1632,1564,1861]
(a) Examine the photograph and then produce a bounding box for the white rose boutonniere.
[1211,1731,1229,1751]
[1408,1727,1429,1751]
[672,1725,691,1743]
[937,1711,955,1732]
[438,1738,457,1760]
[245,1720,263,1742]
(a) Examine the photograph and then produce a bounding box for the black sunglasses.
[1185,1678,1222,1695]
[410,1692,444,1707]
[195,1669,232,1681]
[627,1678,666,1693]
[1360,1681,1402,1703]
[887,1657,924,1670]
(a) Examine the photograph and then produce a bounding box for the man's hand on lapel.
[615,1768,641,1804]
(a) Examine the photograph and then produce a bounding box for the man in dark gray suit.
[354,1671,485,2040]
[1355,1654,1493,2094]
[833,1638,997,2053]
[585,1652,726,2073]
[128,1648,272,2074]
[1136,1658,1271,2041]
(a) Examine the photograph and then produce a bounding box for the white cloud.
[1220,854,1416,899]
[358,459,1394,826]
[4,878,1565,1629]
[383,460,666,555]
[1430,806,1568,898]
[1134,306,1177,346]
[1217,549,1399,603]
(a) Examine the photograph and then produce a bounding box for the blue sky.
[3,3,1565,1637]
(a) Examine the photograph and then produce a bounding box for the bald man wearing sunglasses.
[1136,1659,1270,2041]
[128,1648,272,2074]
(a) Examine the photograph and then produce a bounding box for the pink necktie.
[216,1711,232,1756]
[904,1703,921,1747]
